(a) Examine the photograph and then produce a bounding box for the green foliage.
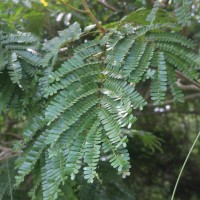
[124,129,163,152]
[77,162,135,200]
[12,15,199,199]
[0,1,200,200]
[0,31,40,83]
[167,66,184,102]
[0,159,15,200]
[151,52,167,105]
[42,22,82,68]
[0,30,41,115]
[175,0,192,26]
[146,1,160,24]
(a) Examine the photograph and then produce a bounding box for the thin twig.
[98,0,120,12]
[148,93,200,107]
[0,144,21,161]
[0,132,22,139]
[6,159,13,200]
[136,110,200,116]
[81,0,108,34]
[176,70,200,89]
[59,0,108,34]
[59,0,87,13]
[0,146,21,161]
[171,132,200,200]
[0,152,21,161]
[176,79,200,91]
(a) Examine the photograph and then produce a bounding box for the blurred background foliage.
[0,0,200,199]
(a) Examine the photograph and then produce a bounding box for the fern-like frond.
[0,75,15,112]
[83,121,102,183]
[151,52,167,105]
[64,135,86,180]
[123,41,147,77]
[43,40,101,97]
[155,42,199,70]
[146,1,160,24]
[42,150,65,200]
[22,115,46,144]
[42,22,82,67]
[15,50,42,67]
[167,66,184,102]
[106,36,135,65]
[45,94,99,144]
[1,31,39,49]
[15,131,48,185]
[0,30,41,87]
[129,43,154,83]
[147,32,195,49]
[61,111,98,180]
[7,52,22,84]
[102,135,130,178]
[28,166,42,200]
[175,0,192,26]
[131,1,191,27]
[44,61,101,97]
[0,48,8,71]
[0,160,15,200]
[164,51,198,80]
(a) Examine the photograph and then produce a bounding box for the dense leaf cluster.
[0,1,199,199]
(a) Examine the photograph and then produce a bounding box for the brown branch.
[137,110,200,116]
[0,132,22,139]
[0,152,21,161]
[0,146,21,161]
[176,70,200,89]
[59,0,87,13]
[59,0,108,34]
[0,141,13,145]
[81,0,108,34]
[148,93,200,107]
[98,0,119,12]
[148,0,169,8]
[176,79,200,91]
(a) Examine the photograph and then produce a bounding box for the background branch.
[176,70,200,89]
[81,0,108,34]
[98,0,120,12]
[148,93,200,107]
